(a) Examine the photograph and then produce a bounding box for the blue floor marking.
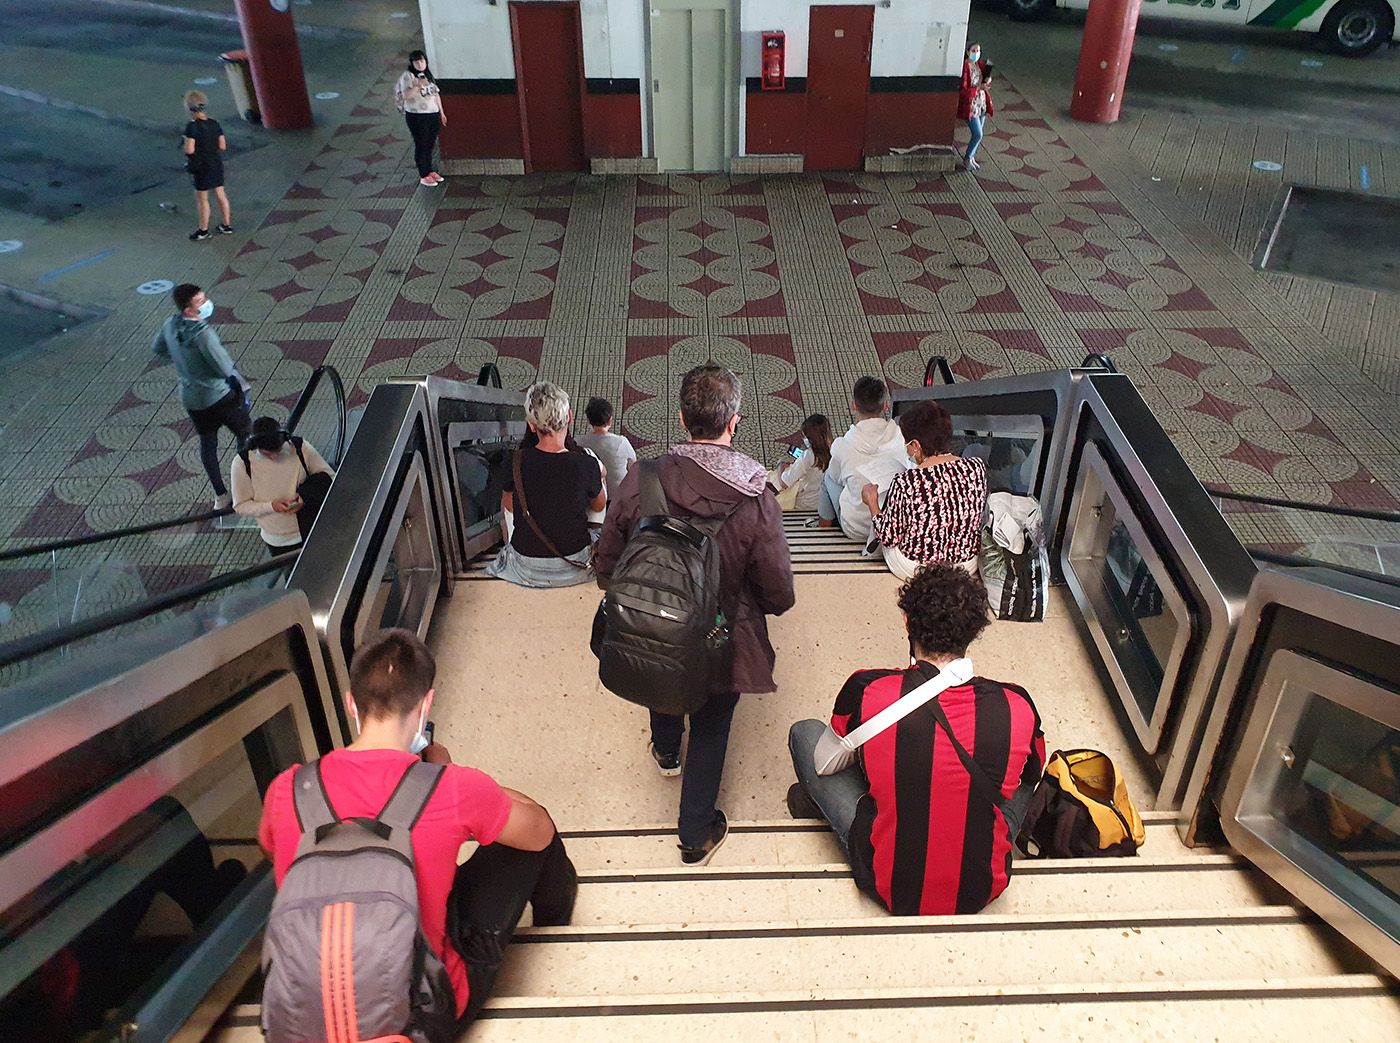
[38,248,118,282]
[1360,165,1371,190]
[1230,48,1245,63]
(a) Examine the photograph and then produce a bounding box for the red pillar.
[233,0,313,130]
[1069,0,1143,124]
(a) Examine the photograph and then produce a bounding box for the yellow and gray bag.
[1016,749,1146,858]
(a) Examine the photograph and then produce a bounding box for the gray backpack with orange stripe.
[261,760,457,1043]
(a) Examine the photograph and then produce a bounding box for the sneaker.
[213,492,232,510]
[419,176,438,187]
[189,228,212,241]
[786,782,822,820]
[217,223,234,235]
[679,810,728,866]
[649,742,682,777]
[429,172,446,183]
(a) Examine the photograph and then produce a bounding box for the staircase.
[459,511,885,580]
[210,813,1400,1041]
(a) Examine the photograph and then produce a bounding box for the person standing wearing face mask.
[395,49,447,187]
[151,282,252,509]
[957,43,995,171]
[181,90,232,240]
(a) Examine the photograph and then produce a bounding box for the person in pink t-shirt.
[258,628,575,1029]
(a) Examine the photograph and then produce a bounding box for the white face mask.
[197,298,214,320]
[409,706,430,755]
[802,437,810,449]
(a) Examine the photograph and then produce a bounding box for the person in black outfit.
[182,91,232,241]
[395,49,447,187]
[486,382,605,588]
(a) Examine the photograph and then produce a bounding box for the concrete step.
[491,908,1364,999]
[211,976,1400,1041]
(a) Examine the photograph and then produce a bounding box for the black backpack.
[591,459,737,716]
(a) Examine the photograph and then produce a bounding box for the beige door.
[649,0,734,172]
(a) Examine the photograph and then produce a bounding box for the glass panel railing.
[1206,488,1400,581]
[286,365,348,469]
[0,588,324,1040]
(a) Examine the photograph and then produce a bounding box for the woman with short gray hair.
[486,382,606,588]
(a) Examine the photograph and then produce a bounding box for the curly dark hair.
[897,564,990,658]
[897,400,953,457]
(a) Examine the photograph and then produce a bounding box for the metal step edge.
[513,906,1309,944]
[475,974,1397,1018]
[559,812,1181,837]
[574,853,1244,884]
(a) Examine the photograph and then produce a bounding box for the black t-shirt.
[502,446,601,558]
[184,119,224,166]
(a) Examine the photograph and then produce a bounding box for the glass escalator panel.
[1211,492,1400,581]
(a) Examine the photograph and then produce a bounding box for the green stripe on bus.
[1248,0,1330,27]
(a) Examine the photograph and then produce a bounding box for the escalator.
[2,362,1399,1040]
[0,366,348,684]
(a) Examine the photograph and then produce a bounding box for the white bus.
[1007,0,1396,56]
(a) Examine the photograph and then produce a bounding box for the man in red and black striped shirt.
[788,565,1045,915]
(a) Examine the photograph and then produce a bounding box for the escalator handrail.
[0,551,299,670]
[286,364,348,467]
[1080,353,1118,372]
[1204,484,1400,525]
[923,355,956,387]
[0,366,347,563]
[1247,546,1400,590]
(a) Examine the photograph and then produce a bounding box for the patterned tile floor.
[2,57,1398,641]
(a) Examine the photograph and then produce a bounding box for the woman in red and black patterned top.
[862,400,987,581]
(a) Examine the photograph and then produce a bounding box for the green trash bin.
[220,50,260,125]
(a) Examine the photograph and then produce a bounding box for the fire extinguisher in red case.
[761,30,785,91]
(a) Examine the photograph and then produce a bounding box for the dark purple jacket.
[594,452,796,695]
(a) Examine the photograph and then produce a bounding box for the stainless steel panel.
[399,375,525,574]
[290,383,445,721]
[1059,376,1255,820]
[1220,645,1400,976]
[1063,442,1194,753]
[352,454,440,650]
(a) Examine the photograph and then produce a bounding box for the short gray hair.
[525,381,570,433]
[679,364,742,440]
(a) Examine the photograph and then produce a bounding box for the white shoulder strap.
[842,658,974,751]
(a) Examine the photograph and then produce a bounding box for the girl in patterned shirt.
[861,400,988,581]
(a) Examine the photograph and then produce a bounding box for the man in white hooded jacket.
[819,376,910,543]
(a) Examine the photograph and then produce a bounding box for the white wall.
[737,0,967,79]
[419,0,646,80]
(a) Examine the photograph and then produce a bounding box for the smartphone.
[424,721,435,744]
[789,445,804,459]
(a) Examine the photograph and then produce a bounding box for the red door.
[510,2,586,172]
[804,6,873,171]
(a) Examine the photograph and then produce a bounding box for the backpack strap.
[290,436,309,479]
[376,760,446,833]
[291,762,339,834]
[906,662,1010,815]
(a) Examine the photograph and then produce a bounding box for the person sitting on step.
[787,564,1045,915]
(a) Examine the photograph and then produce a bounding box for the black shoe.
[649,742,682,777]
[786,782,822,821]
[189,228,212,241]
[679,810,728,866]
[217,223,234,235]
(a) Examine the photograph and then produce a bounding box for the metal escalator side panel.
[1212,568,1400,979]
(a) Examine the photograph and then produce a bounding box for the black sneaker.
[217,223,234,235]
[649,742,682,777]
[679,810,728,866]
[786,782,822,821]
[189,228,212,241]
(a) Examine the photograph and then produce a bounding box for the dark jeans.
[449,833,576,1026]
[650,691,741,848]
[406,111,441,178]
[188,389,251,496]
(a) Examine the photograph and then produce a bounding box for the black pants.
[449,833,576,1026]
[406,111,441,178]
[188,389,251,496]
[650,691,742,848]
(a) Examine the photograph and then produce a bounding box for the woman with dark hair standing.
[957,42,995,171]
[861,400,987,580]
[395,49,447,187]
